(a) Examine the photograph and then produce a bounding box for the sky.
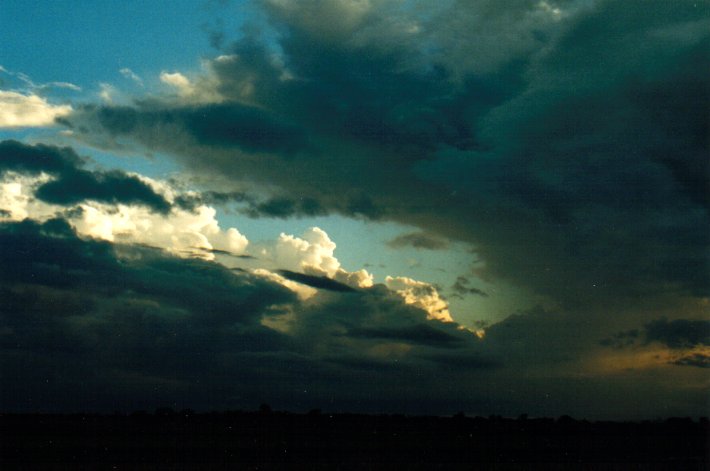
[0,0,708,419]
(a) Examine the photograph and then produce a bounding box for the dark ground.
[1,410,707,469]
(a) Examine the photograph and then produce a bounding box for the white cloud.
[0,173,248,260]
[160,71,195,96]
[0,66,80,92]
[241,227,375,294]
[98,83,116,103]
[0,173,56,221]
[40,82,82,91]
[385,275,453,323]
[0,90,72,128]
[256,227,341,276]
[0,180,30,220]
[159,69,223,104]
[72,202,248,259]
[334,267,374,288]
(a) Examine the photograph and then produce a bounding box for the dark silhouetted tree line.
[1,408,707,468]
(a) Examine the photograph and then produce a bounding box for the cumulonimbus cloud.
[64,1,708,307]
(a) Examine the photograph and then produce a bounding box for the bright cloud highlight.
[0,90,72,128]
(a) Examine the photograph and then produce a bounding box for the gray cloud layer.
[0,218,500,414]
[645,318,710,350]
[387,232,449,250]
[67,0,709,307]
[0,214,705,417]
[0,140,170,213]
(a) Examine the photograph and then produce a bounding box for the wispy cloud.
[387,232,449,251]
[120,68,144,86]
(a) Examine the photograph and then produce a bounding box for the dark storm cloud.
[65,5,507,220]
[347,324,463,347]
[65,0,710,308]
[172,190,250,211]
[387,231,449,250]
[0,140,170,213]
[94,103,310,156]
[174,191,326,219]
[419,2,710,302]
[277,269,356,292]
[419,352,500,371]
[480,306,594,366]
[200,247,254,258]
[183,104,309,154]
[275,282,483,362]
[644,318,710,349]
[460,1,710,299]
[598,329,639,349]
[243,196,327,219]
[600,319,710,368]
[451,276,488,298]
[0,218,294,317]
[0,139,82,176]
[0,218,292,410]
[0,217,493,413]
[673,353,710,369]
[58,1,710,417]
[35,169,171,213]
